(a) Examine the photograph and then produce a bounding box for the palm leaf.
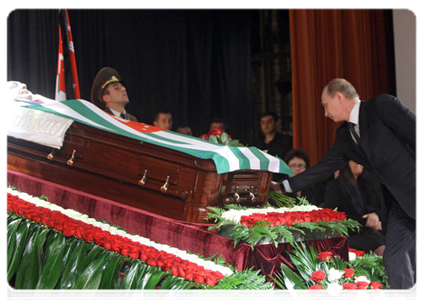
[7,218,22,266]
[7,219,31,281]
[59,240,88,289]
[73,254,107,289]
[98,253,126,289]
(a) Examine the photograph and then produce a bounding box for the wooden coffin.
[7,122,273,223]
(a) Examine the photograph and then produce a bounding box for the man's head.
[91,67,129,111]
[321,78,359,123]
[209,119,227,132]
[260,112,278,135]
[154,110,173,130]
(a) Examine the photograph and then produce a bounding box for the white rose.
[326,282,343,296]
[356,291,370,300]
[355,276,370,283]
[348,252,356,261]
[327,268,344,282]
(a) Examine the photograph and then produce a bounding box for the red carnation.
[356,281,369,290]
[199,134,209,140]
[208,128,223,136]
[369,281,382,289]
[343,282,357,290]
[306,284,323,298]
[316,252,333,262]
[310,270,326,283]
[389,293,402,300]
[343,268,355,278]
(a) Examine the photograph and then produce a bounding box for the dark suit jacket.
[288,94,416,219]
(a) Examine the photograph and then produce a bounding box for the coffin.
[7,99,291,223]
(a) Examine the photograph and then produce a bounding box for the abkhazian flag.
[23,99,293,175]
[55,9,81,101]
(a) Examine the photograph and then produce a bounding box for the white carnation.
[327,282,343,295]
[327,268,344,282]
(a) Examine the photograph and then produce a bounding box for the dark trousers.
[383,201,416,289]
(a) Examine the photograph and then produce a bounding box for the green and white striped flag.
[22,99,292,175]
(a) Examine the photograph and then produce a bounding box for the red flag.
[55,9,80,100]
[55,28,66,101]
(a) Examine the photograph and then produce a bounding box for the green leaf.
[14,226,48,289]
[59,240,88,289]
[220,132,229,143]
[143,268,167,289]
[120,261,144,289]
[278,263,308,289]
[73,254,107,289]
[209,135,218,144]
[7,218,22,266]
[99,253,126,289]
[36,234,66,289]
[7,219,31,281]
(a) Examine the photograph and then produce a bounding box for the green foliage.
[268,191,296,208]
[210,268,273,290]
[346,253,390,288]
[7,213,270,290]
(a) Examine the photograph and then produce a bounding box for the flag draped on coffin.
[55,9,80,101]
[22,100,293,175]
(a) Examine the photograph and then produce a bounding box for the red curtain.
[289,9,395,165]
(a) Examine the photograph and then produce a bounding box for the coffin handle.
[47,149,55,160]
[160,175,171,193]
[67,150,77,166]
[234,186,240,203]
[249,185,256,202]
[138,169,148,186]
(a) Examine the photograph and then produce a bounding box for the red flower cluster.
[240,209,347,228]
[315,252,333,262]
[7,193,224,286]
[199,128,231,141]
[348,248,365,257]
[310,270,326,283]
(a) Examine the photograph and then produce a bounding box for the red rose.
[389,293,402,300]
[355,250,365,257]
[208,128,223,136]
[356,281,369,290]
[199,134,209,140]
[343,283,357,290]
[369,281,382,289]
[306,284,323,298]
[343,268,355,278]
[370,290,380,299]
[310,270,326,283]
[316,252,333,262]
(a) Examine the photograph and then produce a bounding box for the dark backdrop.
[8,9,255,143]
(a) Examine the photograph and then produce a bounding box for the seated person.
[153,110,173,130]
[283,149,319,205]
[91,67,138,121]
[209,118,228,133]
[322,160,386,256]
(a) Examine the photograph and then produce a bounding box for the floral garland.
[6,188,233,286]
[207,205,360,247]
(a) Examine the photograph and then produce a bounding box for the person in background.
[283,149,318,205]
[322,160,386,256]
[91,67,138,121]
[254,112,292,160]
[209,118,228,133]
[176,124,192,136]
[153,110,173,130]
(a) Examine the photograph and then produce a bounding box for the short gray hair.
[324,78,359,99]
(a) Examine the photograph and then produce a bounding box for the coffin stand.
[7,122,272,223]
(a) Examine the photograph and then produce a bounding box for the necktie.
[120,112,127,120]
[348,122,361,145]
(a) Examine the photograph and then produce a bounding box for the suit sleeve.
[288,137,349,192]
[375,94,416,151]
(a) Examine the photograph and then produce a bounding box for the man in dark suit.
[91,67,138,121]
[280,78,415,289]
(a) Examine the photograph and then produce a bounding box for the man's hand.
[270,181,282,193]
[362,212,382,231]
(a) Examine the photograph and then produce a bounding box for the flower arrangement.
[270,243,388,290]
[7,188,272,290]
[206,204,361,248]
[199,128,244,147]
